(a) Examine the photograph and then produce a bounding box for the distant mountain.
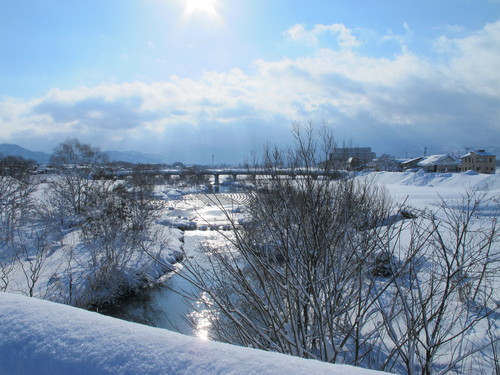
[0,144,51,164]
[0,144,169,165]
[104,150,169,164]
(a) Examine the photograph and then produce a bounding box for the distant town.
[0,143,498,175]
[329,147,498,174]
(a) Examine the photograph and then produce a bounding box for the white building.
[417,154,460,172]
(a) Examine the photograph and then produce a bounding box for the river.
[102,231,225,339]
[102,188,249,340]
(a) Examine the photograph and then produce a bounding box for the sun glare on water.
[188,292,216,341]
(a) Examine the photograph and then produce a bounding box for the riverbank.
[101,171,500,337]
[2,171,498,373]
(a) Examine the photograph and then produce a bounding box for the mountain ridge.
[0,143,169,164]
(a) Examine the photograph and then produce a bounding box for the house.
[417,154,460,172]
[400,157,424,171]
[459,150,496,174]
[327,147,376,170]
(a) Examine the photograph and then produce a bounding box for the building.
[400,156,424,171]
[460,150,496,174]
[328,147,376,170]
[369,155,402,171]
[417,154,461,172]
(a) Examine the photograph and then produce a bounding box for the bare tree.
[487,318,500,375]
[48,138,108,218]
[377,190,500,374]
[174,123,499,374]
[13,227,51,297]
[0,155,37,295]
[0,257,15,292]
[0,164,36,242]
[77,176,164,306]
[0,155,37,180]
[180,123,395,364]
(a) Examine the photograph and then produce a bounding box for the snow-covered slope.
[371,169,500,191]
[367,170,500,210]
[0,293,388,375]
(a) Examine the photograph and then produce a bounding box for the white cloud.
[441,21,500,97]
[1,22,500,161]
[284,24,317,45]
[382,22,413,52]
[284,23,361,48]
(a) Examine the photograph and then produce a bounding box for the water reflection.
[103,277,213,336]
[188,292,216,340]
[102,248,219,338]
[101,193,243,339]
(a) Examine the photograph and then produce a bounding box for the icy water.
[102,187,249,339]
[102,231,219,339]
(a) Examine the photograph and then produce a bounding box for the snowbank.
[371,170,500,190]
[4,224,184,308]
[365,171,500,212]
[0,293,387,375]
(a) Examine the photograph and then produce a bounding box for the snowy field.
[5,170,498,306]
[370,169,500,208]
[1,170,499,374]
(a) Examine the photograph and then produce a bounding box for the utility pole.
[212,154,214,168]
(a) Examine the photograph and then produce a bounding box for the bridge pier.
[214,174,220,185]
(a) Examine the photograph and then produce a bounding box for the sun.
[184,0,219,18]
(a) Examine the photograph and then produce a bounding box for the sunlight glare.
[184,0,220,19]
[188,292,217,341]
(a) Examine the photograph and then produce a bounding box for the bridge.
[140,168,347,185]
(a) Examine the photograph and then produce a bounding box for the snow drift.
[0,293,388,375]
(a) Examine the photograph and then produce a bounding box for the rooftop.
[417,154,460,166]
[461,150,495,158]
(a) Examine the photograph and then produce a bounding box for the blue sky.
[1,0,500,163]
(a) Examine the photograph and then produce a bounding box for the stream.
[102,186,249,340]
[102,230,219,339]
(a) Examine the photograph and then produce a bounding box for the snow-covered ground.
[0,292,388,375]
[1,170,499,374]
[370,169,500,208]
[5,171,497,307]
[3,220,184,307]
